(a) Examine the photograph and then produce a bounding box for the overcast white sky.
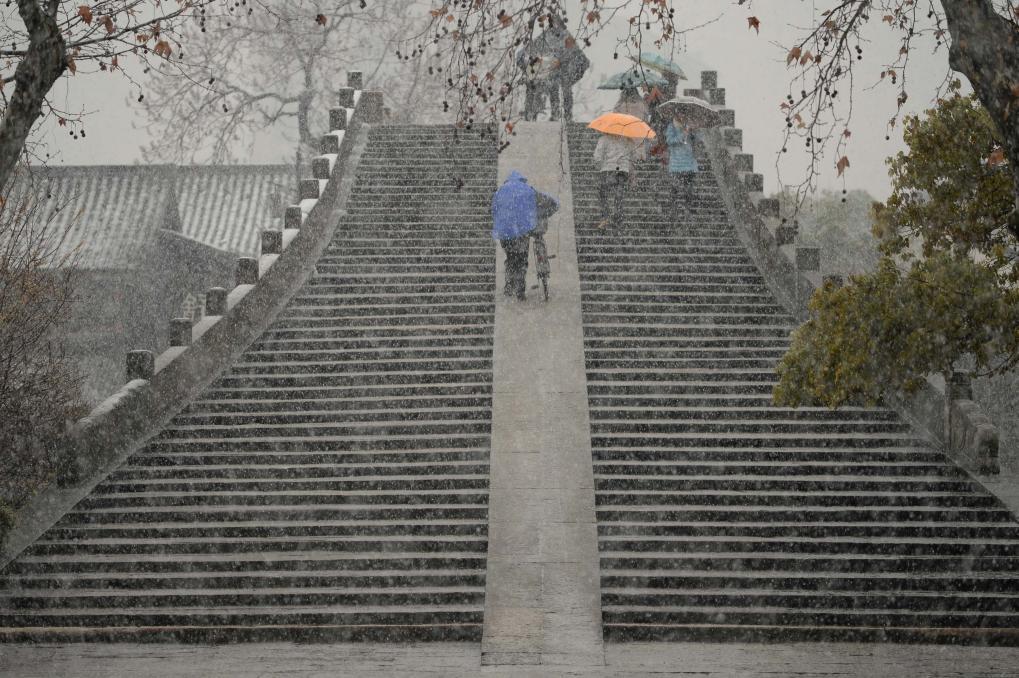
[36,1,955,200]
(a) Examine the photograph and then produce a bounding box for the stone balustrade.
[696,69,1001,475]
[56,71,383,487]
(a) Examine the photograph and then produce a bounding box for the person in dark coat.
[491,171,559,300]
[532,18,590,121]
[518,47,545,121]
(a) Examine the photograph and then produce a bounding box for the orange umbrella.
[588,112,656,140]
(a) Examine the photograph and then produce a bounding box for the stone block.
[236,257,259,286]
[205,287,228,315]
[126,350,154,381]
[168,318,192,347]
[261,230,283,255]
[312,156,332,180]
[722,127,742,148]
[718,109,736,127]
[744,172,764,192]
[707,87,726,106]
[796,246,821,271]
[950,398,1000,474]
[361,90,385,123]
[320,134,341,155]
[284,205,303,230]
[483,607,543,639]
[756,197,780,217]
[775,223,797,246]
[701,70,718,89]
[299,179,320,200]
[337,87,356,108]
[973,424,1001,474]
[328,108,348,131]
[733,153,753,172]
[347,70,364,90]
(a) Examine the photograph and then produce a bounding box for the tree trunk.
[942,0,1019,238]
[0,2,67,189]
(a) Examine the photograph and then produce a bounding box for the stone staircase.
[566,124,1019,644]
[0,125,498,641]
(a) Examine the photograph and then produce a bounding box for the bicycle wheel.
[541,275,549,301]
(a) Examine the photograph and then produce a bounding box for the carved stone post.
[337,87,356,108]
[169,318,192,347]
[261,230,283,255]
[236,257,259,285]
[126,350,154,381]
[205,287,228,315]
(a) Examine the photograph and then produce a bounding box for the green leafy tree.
[775,90,1019,408]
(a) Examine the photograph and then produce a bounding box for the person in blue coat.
[661,113,700,219]
[491,171,558,300]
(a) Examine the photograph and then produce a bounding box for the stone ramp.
[481,121,603,667]
[565,123,1019,645]
[0,125,498,642]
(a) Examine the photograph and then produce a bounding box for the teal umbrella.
[597,67,668,90]
[631,52,688,79]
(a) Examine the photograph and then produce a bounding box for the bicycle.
[532,232,553,301]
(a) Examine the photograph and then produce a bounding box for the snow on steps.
[0,119,499,641]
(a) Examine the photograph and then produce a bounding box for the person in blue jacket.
[661,113,700,219]
[491,171,558,300]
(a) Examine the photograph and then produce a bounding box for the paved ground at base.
[3,642,1019,677]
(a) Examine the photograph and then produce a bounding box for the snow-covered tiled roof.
[18,165,294,270]
[17,165,174,270]
[175,165,294,256]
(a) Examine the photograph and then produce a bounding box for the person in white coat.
[613,87,649,121]
[592,132,647,228]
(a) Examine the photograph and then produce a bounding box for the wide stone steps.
[0,125,498,641]
[566,122,1019,644]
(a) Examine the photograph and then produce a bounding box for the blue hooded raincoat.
[492,171,557,240]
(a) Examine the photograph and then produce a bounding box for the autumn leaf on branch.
[315,14,327,26]
[153,40,172,58]
[836,155,850,176]
[787,46,801,66]
[77,5,93,25]
[101,15,115,34]
[747,16,760,34]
